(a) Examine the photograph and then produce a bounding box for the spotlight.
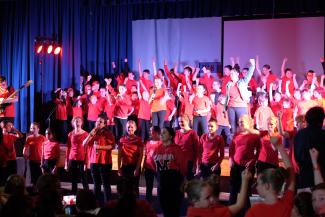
[47,45,53,54]
[36,45,43,54]
[54,46,61,55]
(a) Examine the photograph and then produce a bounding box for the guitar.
[0,80,33,113]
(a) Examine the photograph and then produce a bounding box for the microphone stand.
[46,103,57,129]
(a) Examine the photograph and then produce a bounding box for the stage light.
[54,46,61,55]
[47,45,53,54]
[36,45,43,54]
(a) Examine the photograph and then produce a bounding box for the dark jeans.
[68,160,89,194]
[216,125,232,145]
[90,163,112,203]
[193,115,208,137]
[186,160,194,180]
[55,119,67,143]
[42,159,57,174]
[5,160,17,181]
[256,160,278,175]
[29,161,42,186]
[144,168,157,202]
[229,163,254,217]
[200,163,221,179]
[227,106,247,134]
[158,170,184,217]
[121,164,140,196]
[152,110,166,130]
[138,119,150,142]
[114,117,127,143]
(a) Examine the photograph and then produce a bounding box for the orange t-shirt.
[228,85,247,107]
[192,95,210,116]
[254,106,274,131]
[150,88,166,112]
[216,103,230,127]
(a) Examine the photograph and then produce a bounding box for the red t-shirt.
[98,97,107,111]
[199,133,225,165]
[187,205,231,217]
[270,101,282,117]
[221,76,231,94]
[153,143,187,176]
[192,95,210,116]
[2,134,18,161]
[24,135,47,162]
[1,86,16,117]
[164,64,179,92]
[179,93,194,119]
[228,85,247,107]
[86,129,115,165]
[199,74,214,95]
[119,135,143,166]
[42,140,60,160]
[104,102,116,125]
[215,103,230,127]
[114,95,132,118]
[131,98,140,116]
[87,102,102,121]
[144,140,161,170]
[125,79,138,94]
[265,73,278,91]
[55,98,67,120]
[66,131,88,161]
[72,107,83,118]
[138,99,151,120]
[281,76,295,95]
[140,76,153,93]
[165,99,175,121]
[245,190,294,217]
[174,129,199,162]
[229,133,261,167]
[258,134,281,166]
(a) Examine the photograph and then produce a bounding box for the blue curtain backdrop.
[0,0,323,131]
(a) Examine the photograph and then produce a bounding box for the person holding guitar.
[0,76,18,124]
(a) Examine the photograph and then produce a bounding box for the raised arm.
[255,55,262,77]
[281,57,288,78]
[138,59,143,78]
[152,58,157,76]
[309,148,324,185]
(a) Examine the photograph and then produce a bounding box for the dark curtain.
[0,0,323,131]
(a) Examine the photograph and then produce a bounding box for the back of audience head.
[184,179,215,208]
[4,174,26,196]
[292,192,314,217]
[305,106,324,128]
[76,189,97,213]
[256,167,288,196]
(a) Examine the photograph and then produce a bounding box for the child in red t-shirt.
[72,97,83,118]
[245,143,295,217]
[23,122,47,185]
[164,91,177,128]
[2,121,23,181]
[87,95,102,130]
[41,128,60,174]
[143,126,161,202]
[118,120,143,195]
[215,94,232,146]
[137,82,151,142]
[185,169,252,217]
[54,88,68,143]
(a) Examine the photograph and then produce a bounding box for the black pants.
[90,163,112,203]
[121,164,140,196]
[42,159,57,174]
[200,163,221,179]
[186,160,194,180]
[5,160,17,181]
[229,163,254,217]
[88,120,96,131]
[158,170,184,217]
[144,168,156,202]
[55,119,67,143]
[68,160,89,194]
[114,117,127,143]
[256,161,278,175]
[29,161,42,185]
[138,119,150,142]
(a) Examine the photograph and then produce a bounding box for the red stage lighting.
[36,45,43,54]
[47,45,53,54]
[54,46,61,55]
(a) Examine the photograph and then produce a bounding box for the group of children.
[0,56,325,217]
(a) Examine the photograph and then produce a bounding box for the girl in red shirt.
[229,114,260,215]
[118,120,143,195]
[245,143,295,217]
[23,122,47,185]
[185,169,252,217]
[2,121,23,181]
[54,88,68,143]
[198,118,225,178]
[87,95,102,130]
[153,127,186,217]
[137,82,151,142]
[143,126,161,202]
[41,128,60,174]
[83,116,115,203]
[256,117,282,174]
[66,116,89,194]
[175,114,200,180]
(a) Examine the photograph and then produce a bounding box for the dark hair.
[207,174,220,197]
[294,192,314,217]
[0,75,6,82]
[76,189,97,212]
[151,126,161,135]
[258,167,288,194]
[158,68,165,76]
[263,64,271,70]
[184,66,193,74]
[312,182,325,191]
[242,67,249,71]
[307,70,314,74]
[4,175,26,195]
[208,118,218,125]
[143,69,150,74]
[285,68,292,73]
[305,106,324,127]
[234,63,240,72]
[163,127,176,141]
[224,65,232,71]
